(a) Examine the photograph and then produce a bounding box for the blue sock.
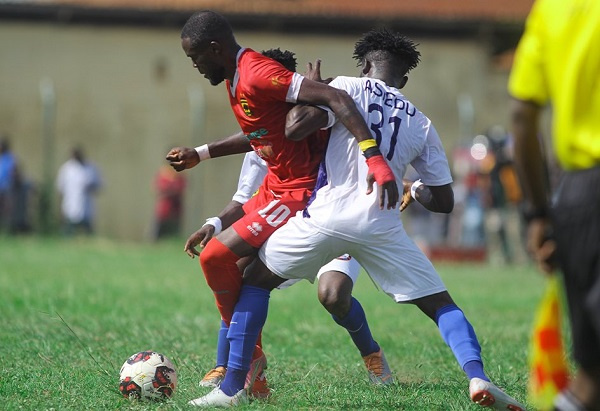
[219,368,246,396]
[435,304,488,381]
[332,297,380,357]
[220,285,270,395]
[215,320,229,368]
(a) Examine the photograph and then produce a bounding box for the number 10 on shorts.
[258,199,291,227]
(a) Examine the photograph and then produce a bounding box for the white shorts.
[259,216,446,302]
[277,254,360,290]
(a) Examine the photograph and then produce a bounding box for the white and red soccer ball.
[119,351,177,400]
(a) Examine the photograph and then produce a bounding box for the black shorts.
[552,166,600,368]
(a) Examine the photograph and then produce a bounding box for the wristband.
[410,179,423,200]
[358,139,378,152]
[203,217,222,235]
[194,144,211,162]
[365,154,395,185]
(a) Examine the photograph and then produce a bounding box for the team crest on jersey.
[240,97,253,117]
[271,76,283,87]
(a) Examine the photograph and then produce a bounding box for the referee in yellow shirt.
[509,0,600,409]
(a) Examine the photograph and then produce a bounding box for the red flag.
[528,275,570,410]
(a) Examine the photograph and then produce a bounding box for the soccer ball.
[119,351,177,400]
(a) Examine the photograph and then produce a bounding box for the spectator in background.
[0,136,17,233]
[509,0,600,409]
[479,126,522,264]
[56,147,102,235]
[152,164,186,240]
[10,164,34,234]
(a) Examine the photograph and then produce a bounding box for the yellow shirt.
[508,0,600,170]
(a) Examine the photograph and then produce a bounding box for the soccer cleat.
[245,347,271,398]
[188,386,248,407]
[362,349,394,385]
[469,377,526,411]
[199,366,227,388]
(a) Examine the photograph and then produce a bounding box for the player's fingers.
[165,149,180,161]
[184,237,199,257]
[169,162,184,172]
[199,235,212,248]
[385,183,399,209]
[400,193,412,212]
[378,187,386,209]
[314,59,322,73]
[365,173,375,195]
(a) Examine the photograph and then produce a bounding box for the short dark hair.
[261,48,297,72]
[181,10,234,50]
[353,28,421,74]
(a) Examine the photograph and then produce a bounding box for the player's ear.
[361,60,371,76]
[399,75,408,89]
[209,40,222,55]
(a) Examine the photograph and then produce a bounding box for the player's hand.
[400,179,414,212]
[183,225,215,258]
[166,147,200,172]
[365,155,399,209]
[305,59,333,84]
[526,218,558,274]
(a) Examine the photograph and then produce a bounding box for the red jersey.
[226,48,326,192]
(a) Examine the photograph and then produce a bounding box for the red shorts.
[232,187,311,248]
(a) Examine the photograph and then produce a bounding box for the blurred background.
[0,0,551,264]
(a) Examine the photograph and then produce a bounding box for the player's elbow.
[430,184,454,213]
[285,105,328,141]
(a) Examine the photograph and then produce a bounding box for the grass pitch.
[1,235,548,409]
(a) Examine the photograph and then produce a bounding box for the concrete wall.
[0,21,515,241]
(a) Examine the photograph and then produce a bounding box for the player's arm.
[166,131,251,172]
[184,152,267,257]
[400,180,454,213]
[286,105,329,141]
[295,77,398,209]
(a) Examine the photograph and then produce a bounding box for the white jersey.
[258,76,451,301]
[229,151,361,284]
[307,76,452,242]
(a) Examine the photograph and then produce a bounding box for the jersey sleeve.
[317,76,359,129]
[243,56,301,103]
[508,1,549,105]
[232,152,268,204]
[410,123,453,186]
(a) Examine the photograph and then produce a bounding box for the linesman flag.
[528,275,570,409]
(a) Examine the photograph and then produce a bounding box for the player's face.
[182,37,226,86]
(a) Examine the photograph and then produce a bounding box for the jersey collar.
[229,47,246,97]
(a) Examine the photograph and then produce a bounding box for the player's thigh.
[352,233,446,303]
[258,218,341,281]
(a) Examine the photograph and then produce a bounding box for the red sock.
[200,238,242,325]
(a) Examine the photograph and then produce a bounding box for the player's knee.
[200,238,238,289]
[318,286,351,318]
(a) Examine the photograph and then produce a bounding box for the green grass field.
[1,235,548,410]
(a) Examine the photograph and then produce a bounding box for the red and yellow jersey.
[226,48,326,192]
